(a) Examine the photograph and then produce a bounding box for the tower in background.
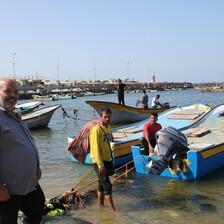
[151,73,155,82]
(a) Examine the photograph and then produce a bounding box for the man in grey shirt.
[0,79,45,224]
[140,89,148,109]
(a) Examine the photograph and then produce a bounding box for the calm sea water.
[20,89,224,224]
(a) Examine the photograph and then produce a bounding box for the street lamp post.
[93,61,96,81]
[12,53,16,79]
[57,58,60,81]
[127,62,129,80]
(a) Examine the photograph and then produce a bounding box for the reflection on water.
[18,90,224,223]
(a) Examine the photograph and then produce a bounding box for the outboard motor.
[163,102,170,108]
[149,126,189,175]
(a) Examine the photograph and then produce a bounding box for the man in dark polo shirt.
[0,79,45,224]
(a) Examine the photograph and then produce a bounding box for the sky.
[0,0,224,83]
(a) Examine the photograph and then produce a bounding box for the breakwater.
[18,81,193,99]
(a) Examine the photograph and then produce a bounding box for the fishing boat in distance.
[22,105,61,129]
[33,94,76,101]
[15,101,42,115]
[131,104,224,179]
[33,95,58,101]
[68,103,211,167]
[58,95,76,100]
[85,100,175,124]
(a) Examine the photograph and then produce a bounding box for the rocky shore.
[18,82,193,100]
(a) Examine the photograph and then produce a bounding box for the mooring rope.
[60,179,98,199]
[60,106,93,122]
[60,155,144,199]
[70,167,94,191]
[61,106,77,119]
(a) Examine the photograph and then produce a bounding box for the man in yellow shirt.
[89,108,118,214]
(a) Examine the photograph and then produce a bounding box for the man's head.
[118,79,122,83]
[100,108,112,126]
[149,112,158,124]
[0,79,18,110]
[143,89,146,94]
[156,94,160,99]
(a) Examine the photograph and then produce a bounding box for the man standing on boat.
[89,108,120,214]
[0,78,45,224]
[139,112,162,155]
[151,94,163,109]
[117,79,126,105]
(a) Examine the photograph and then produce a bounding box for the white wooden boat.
[68,103,211,167]
[132,104,224,179]
[85,100,175,124]
[22,105,61,129]
[15,101,42,115]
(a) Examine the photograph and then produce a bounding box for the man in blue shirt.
[0,78,45,224]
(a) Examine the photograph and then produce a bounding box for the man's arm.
[158,102,163,107]
[155,100,163,108]
[110,132,114,142]
[144,132,154,153]
[0,182,10,202]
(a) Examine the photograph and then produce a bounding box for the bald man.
[0,79,45,224]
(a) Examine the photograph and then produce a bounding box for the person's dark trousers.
[92,163,112,195]
[139,137,156,155]
[0,184,45,224]
[118,94,125,105]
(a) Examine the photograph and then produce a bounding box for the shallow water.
[19,89,224,223]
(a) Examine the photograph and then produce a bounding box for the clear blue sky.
[1,0,223,83]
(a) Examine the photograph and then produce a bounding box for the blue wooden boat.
[58,95,76,100]
[131,104,224,179]
[68,103,211,167]
[15,101,42,115]
[22,104,61,129]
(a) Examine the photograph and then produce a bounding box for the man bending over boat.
[89,108,121,215]
[139,112,162,155]
[151,94,163,109]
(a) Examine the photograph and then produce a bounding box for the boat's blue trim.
[70,152,133,167]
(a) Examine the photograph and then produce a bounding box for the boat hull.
[69,146,134,167]
[131,144,224,180]
[16,101,42,115]
[33,96,57,101]
[22,105,60,129]
[132,104,224,179]
[86,101,175,123]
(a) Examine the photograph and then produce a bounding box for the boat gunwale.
[85,100,176,113]
[22,105,61,120]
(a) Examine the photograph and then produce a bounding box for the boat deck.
[183,109,224,152]
[111,105,211,144]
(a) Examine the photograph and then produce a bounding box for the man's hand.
[37,167,42,179]
[149,146,154,154]
[99,167,106,175]
[0,184,10,202]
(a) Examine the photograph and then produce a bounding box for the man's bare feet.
[113,210,126,216]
